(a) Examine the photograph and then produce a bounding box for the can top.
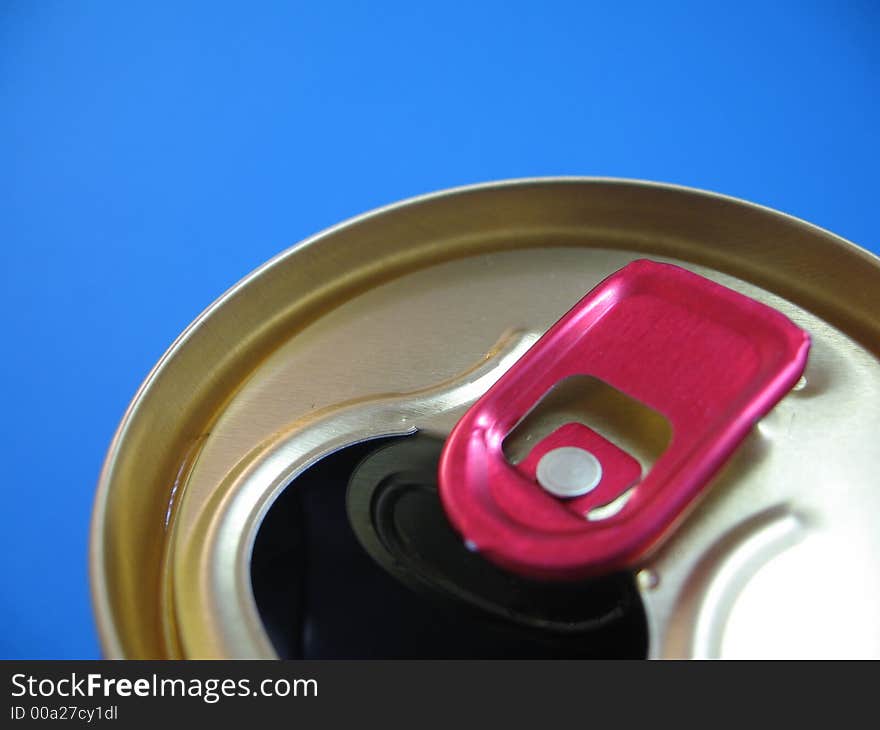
[90,179,880,659]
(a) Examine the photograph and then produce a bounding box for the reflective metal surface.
[91,178,880,658]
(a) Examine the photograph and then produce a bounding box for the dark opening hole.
[251,434,648,658]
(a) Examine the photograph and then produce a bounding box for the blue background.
[1,1,877,658]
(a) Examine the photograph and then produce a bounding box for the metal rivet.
[536,446,602,498]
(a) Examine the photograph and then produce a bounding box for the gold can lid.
[91,178,880,658]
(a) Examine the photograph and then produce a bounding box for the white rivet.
[536,447,602,498]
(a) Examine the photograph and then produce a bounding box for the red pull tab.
[438,260,810,580]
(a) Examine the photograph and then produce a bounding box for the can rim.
[89,176,880,658]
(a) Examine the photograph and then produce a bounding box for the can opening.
[250,434,648,658]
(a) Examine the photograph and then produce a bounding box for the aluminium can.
[90,178,880,659]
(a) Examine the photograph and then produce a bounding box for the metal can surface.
[90,178,880,659]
